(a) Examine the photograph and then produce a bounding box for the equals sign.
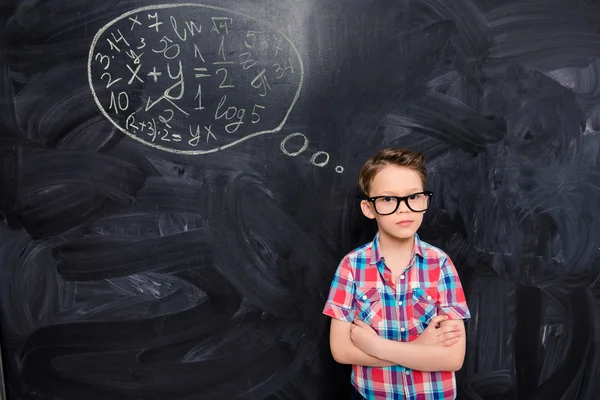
[194,67,210,78]
[172,134,182,142]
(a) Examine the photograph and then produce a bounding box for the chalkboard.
[1,0,600,399]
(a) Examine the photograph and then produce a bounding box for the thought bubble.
[88,4,303,154]
[280,132,344,173]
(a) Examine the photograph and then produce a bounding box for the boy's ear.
[360,200,376,220]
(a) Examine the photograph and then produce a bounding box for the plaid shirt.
[323,233,471,400]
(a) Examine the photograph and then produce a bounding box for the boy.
[323,148,471,400]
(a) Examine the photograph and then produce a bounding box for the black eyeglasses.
[365,191,433,215]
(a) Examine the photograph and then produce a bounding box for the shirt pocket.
[411,287,438,332]
[355,286,384,325]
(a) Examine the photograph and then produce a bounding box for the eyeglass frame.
[364,191,434,215]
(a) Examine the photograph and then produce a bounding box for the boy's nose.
[396,200,410,213]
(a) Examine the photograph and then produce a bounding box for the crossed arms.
[329,315,466,372]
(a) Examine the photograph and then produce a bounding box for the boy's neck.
[378,230,415,260]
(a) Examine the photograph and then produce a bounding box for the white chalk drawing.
[88,3,304,155]
[280,132,344,173]
[280,132,309,156]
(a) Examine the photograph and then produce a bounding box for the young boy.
[323,148,471,400]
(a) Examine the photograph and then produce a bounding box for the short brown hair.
[358,148,426,196]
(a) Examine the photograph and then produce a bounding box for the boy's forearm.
[371,338,464,372]
[336,342,396,367]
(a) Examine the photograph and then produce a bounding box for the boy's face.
[360,164,425,242]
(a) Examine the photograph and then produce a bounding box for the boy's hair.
[358,148,427,196]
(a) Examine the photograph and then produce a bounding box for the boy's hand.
[413,315,462,346]
[350,318,381,356]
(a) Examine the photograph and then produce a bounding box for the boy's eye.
[409,193,422,200]
[383,196,394,202]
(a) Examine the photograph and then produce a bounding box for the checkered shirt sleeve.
[322,256,356,322]
[437,256,471,320]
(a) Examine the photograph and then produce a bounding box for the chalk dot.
[335,166,344,174]
[310,151,329,167]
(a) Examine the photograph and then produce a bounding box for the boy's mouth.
[397,220,413,226]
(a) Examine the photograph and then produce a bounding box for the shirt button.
[405,370,410,375]
[426,295,432,301]
[362,295,367,300]
[400,274,405,280]
[398,300,403,306]
[400,327,406,332]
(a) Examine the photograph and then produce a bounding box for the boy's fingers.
[353,318,368,327]
[427,315,448,328]
[439,331,462,341]
[439,337,460,346]
[438,325,461,335]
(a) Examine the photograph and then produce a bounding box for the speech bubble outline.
[87,3,304,155]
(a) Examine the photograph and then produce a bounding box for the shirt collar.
[370,232,424,265]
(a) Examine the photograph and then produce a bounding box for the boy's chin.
[380,228,416,241]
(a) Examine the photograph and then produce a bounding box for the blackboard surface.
[1,0,600,399]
